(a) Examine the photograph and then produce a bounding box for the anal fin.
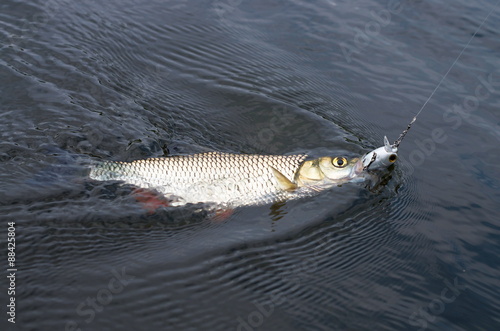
[132,188,171,214]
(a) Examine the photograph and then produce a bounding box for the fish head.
[296,155,362,185]
[296,136,398,186]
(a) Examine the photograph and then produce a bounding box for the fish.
[89,136,399,208]
[88,0,494,211]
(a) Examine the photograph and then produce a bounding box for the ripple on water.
[2,0,499,330]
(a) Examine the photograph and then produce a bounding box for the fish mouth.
[350,157,367,179]
[349,148,397,180]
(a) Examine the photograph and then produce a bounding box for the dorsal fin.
[270,167,297,191]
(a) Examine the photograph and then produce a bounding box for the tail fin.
[25,145,90,187]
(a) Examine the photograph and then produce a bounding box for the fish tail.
[25,145,90,187]
[88,160,129,182]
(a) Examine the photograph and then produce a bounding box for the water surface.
[1,0,499,330]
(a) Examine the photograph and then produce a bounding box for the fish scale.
[89,152,309,207]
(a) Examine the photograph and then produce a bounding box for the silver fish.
[89,137,398,208]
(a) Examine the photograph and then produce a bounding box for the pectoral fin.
[271,167,297,191]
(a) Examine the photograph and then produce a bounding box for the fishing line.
[393,0,500,148]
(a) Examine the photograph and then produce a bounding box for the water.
[1,0,499,330]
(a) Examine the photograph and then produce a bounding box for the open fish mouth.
[350,157,367,179]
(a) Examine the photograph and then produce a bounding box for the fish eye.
[332,157,347,168]
[389,154,397,162]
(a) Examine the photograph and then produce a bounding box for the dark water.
[1,0,500,330]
